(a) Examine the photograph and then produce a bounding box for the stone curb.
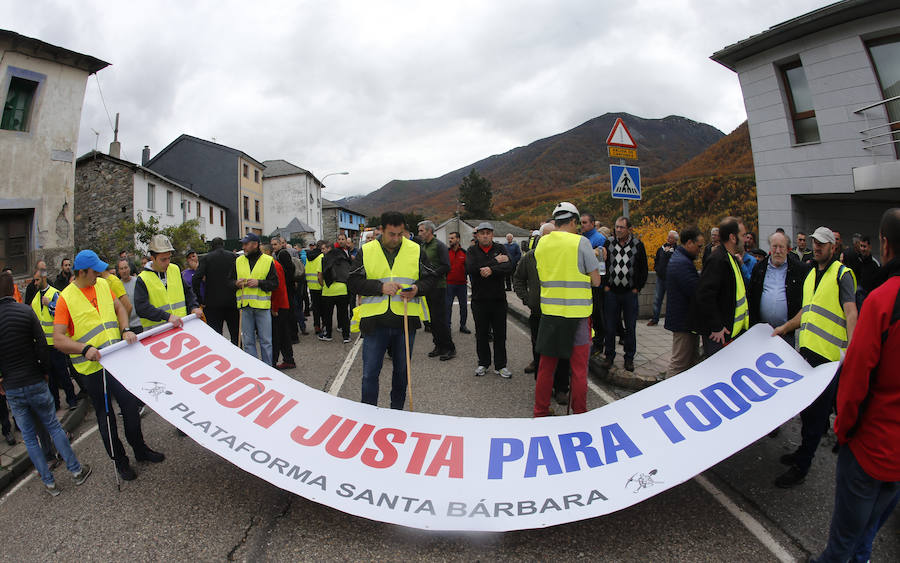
[0,397,91,493]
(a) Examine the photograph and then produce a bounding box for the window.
[166,190,174,215]
[187,201,191,214]
[781,61,820,144]
[147,184,156,210]
[243,163,249,178]
[254,169,260,183]
[1,76,39,132]
[867,36,900,156]
[196,200,201,218]
[220,209,224,226]
[243,196,249,220]
[349,214,354,225]
[309,194,313,205]
[0,210,31,274]
[254,200,260,223]
[209,205,213,224]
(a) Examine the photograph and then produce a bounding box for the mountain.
[343,113,724,220]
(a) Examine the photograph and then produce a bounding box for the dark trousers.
[362,327,416,409]
[604,290,638,361]
[48,348,77,409]
[272,309,295,365]
[0,397,10,434]
[285,290,299,341]
[205,305,240,346]
[795,360,839,473]
[291,291,307,333]
[814,446,900,562]
[322,294,350,339]
[428,287,454,352]
[445,283,468,330]
[82,369,146,461]
[591,286,605,348]
[472,299,507,369]
[310,289,324,332]
[298,279,310,316]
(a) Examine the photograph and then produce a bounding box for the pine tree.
[458,169,493,219]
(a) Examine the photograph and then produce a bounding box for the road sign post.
[606,118,639,218]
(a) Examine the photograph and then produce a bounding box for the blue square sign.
[610,165,641,200]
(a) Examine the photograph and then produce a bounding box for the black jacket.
[664,247,699,333]
[194,247,238,309]
[689,246,742,337]
[747,254,809,327]
[274,248,296,294]
[655,243,676,279]
[52,271,71,291]
[0,297,49,390]
[465,243,512,301]
[323,247,352,287]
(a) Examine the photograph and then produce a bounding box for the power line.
[93,74,115,133]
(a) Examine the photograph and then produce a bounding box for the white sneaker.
[495,367,512,379]
[44,482,61,497]
[474,365,488,376]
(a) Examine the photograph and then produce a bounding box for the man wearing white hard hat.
[533,202,602,416]
[773,226,858,488]
[134,235,203,331]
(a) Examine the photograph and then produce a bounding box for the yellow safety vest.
[729,253,750,338]
[350,305,361,333]
[138,264,187,329]
[798,261,855,362]
[321,252,348,298]
[306,254,323,290]
[357,238,427,321]
[236,253,274,309]
[61,277,121,375]
[31,285,60,345]
[535,231,592,318]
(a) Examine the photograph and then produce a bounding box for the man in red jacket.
[445,231,471,334]
[812,208,900,562]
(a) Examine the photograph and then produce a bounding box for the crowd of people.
[0,204,897,561]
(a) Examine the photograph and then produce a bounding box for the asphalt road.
[1,308,897,561]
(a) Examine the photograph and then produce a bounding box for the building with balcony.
[711,0,900,257]
[321,199,366,242]
[0,30,109,276]
[144,134,265,239]
[262,159,324,239]
[75,150,227,253]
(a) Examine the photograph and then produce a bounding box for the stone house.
[0,29,109,276]
[321,199,367,242]
[263,159,325,240]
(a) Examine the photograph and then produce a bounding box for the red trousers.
[533,341,589,417]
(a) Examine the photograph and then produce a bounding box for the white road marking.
[0,423,99,506]
[329,335,363,396]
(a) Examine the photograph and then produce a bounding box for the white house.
[133,166,228,243]
[711,0,900,256]
[263,159,324,239]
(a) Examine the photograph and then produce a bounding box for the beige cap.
[810,226,835,245]
[148,234,175,253]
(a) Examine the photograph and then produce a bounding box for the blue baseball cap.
[73,250,108,272]
[240,233,260,244]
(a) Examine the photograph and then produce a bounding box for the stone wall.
[74,156,134,257]
[638,271,665,320]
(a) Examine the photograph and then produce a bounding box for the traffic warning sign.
[610,164,641,200]
[606,118,637,148]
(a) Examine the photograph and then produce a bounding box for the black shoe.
[779,452,799,466]
[439,349,457,361]
[774,465,807,488]
[624,360,635,372]
[135,447,165,463]
[459,326,471,334]
[3,431,15,445]
[524,361,537,374]
[600,357,613,370]
[428,347,442,357]
[555,390,569,406]
[115,458,137,481]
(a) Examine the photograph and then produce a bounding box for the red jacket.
[834,271,900,481]
[271,259,290,311]
[447,246,467,285]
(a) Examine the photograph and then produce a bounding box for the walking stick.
[237,287,244,349]
[403,298,413,412]
[102,369,121,491]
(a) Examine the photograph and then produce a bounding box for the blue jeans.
[361,327,416,409]
[814,446,899,562]
[651,277,666,322]
[5,382,82,485]
[604,290,638,362]
[241,307,273,365]
[445,284,468,330]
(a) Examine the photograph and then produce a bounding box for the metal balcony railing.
[855,94,900,151]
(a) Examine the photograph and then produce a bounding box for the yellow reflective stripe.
[361,295,388,305]
[735,295,746,308]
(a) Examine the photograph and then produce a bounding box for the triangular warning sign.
[613,168,640,196]
[606,118,637,148]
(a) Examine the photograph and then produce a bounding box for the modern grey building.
[711,0,899,257]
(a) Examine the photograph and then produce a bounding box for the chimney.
[108,112,121,158]
[142,146,151,166]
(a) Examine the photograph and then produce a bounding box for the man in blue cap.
[229,233,279,363]
[53,250,164,482]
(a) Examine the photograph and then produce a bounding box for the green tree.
[458,169,493,219]
[94,213,205,268]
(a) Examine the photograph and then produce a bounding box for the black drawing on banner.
[143,381,173,401]
[625,469,662,493]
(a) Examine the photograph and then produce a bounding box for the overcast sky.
[10,0,832,197]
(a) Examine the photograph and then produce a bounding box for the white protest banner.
[98,319,836,531]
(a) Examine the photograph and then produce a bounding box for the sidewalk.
[0,398,91,492]
[506,295,672,390]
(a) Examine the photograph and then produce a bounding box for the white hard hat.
[552,201,579,220]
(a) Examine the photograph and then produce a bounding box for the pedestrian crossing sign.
[610,165,641,200]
